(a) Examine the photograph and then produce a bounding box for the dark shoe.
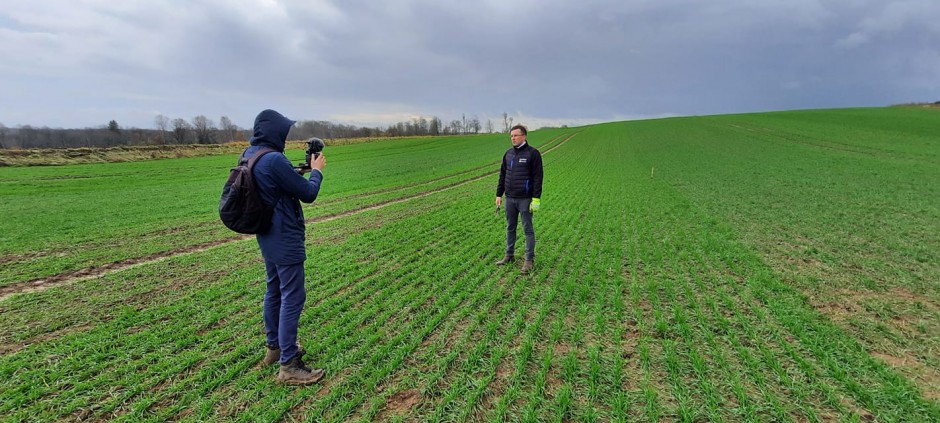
[521,260,534,274]
[261,343,306,366]
[276,355,325,385]
[495,256,514,266]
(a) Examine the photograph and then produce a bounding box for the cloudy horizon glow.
[1,0,938,130]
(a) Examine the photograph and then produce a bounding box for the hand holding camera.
[309,151,326,172]
[295,137,326,174]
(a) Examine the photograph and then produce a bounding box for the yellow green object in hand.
[530,198,540,212]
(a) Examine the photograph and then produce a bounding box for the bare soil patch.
[811,287,938,323]
[808,286,940,403]
[0,323,94,355]
[380,389,422,419]
[0,251,55,266]
[870,351,940,401]
[0,237,241,301]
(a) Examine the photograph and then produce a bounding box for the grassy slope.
[0,131,570,286]
[624,107,940,400]
[0,108,937,421]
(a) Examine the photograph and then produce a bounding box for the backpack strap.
[242,147,277,168]
[243,147,280,208]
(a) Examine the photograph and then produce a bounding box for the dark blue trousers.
[263,260,306,364]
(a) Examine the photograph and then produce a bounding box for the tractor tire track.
[0,132,579,302]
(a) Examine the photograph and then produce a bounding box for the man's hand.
[530,198,540,212]
[495,196,502,207]
[310,153,326,172]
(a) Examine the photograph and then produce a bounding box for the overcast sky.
[1,0,938,130]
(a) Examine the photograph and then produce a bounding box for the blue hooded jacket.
[242,109,323,265]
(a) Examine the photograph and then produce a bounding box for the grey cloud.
[0,0,937,129]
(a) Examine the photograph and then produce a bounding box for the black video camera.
[294,137,325,173]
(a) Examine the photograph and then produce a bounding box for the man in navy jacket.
[495,124,543,274]
[244,109,326,384]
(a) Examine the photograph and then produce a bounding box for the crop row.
[1,109,937,421]
[0,130,572,288]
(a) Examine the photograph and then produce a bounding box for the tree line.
[0,112,518,149]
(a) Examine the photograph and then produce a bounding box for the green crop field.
[0,107,937,422]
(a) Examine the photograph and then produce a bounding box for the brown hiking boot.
[262,344,280,366]
[521,260,534,274]
[261,343,306,366]
[495,256,514,266]
[276,354,325,385]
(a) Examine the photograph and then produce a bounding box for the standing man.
[244,109,326,385]
[495,124,543,274]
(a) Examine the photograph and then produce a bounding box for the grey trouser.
[504,196,535,261]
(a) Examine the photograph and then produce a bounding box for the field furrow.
[1,108,937,421]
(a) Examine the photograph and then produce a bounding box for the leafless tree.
[295,119,382,139]
[219,116,238,143]
[469,116,481,134]
[485,119,494,133]
[191,115,216,144]
[18,125,36,147]
[172,118,190,144]
[447,120,461,135]
[0,111,506,149]
[415,117,429,136]
[53,128,71,147]
[154,114,170,144]
[502,112,510,132]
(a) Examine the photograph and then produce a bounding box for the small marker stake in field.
[651,167,655,178]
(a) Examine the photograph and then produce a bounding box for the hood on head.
[249,109,296,152]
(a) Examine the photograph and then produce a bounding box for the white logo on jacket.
[519,158,527,163]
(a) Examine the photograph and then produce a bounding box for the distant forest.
[0,112,519,149]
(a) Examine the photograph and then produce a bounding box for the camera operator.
[243,109,326,385]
